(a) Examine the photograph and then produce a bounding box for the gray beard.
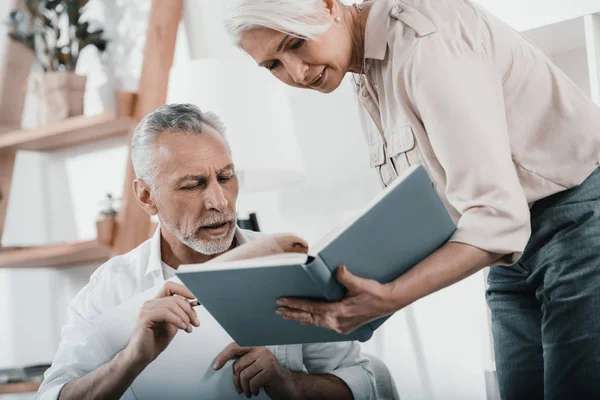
[160,213,237,256]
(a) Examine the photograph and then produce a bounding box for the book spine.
[303,256,345,301]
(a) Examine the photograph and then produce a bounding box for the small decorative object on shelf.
[7,0,108,125]
[96,193,119,247]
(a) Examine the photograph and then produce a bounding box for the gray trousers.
[487,168,600,400]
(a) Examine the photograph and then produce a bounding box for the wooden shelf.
[0,112,131,152]
[0,240,111,268]
[0,381,41,394]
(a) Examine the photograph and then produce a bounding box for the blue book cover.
[177,165,456,346]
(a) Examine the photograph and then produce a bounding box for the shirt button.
[390,5,404,18]
[362,91,368,97]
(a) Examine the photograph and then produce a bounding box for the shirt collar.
[145,225,250,276]
[364,0,392,60]
[364,0,437,61]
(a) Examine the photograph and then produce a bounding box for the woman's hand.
[276,266,398,334]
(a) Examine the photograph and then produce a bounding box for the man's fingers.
[172,295,200,327]
[165,302,192,332]
[233,362,243,394]
[148,308,187,331]
[213,342,250,370]
[239,361,264,398]
[233,353,258,375]
[157,281,196,300]
[249,370,268,397]
[233,354,257,394]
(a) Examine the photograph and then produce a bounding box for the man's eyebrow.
[218,164,235,174]
[174,174,207,186]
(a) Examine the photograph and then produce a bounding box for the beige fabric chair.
[365,354,401,400]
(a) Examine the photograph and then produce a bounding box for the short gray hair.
[223,0,333,44]
[131,103,229,187]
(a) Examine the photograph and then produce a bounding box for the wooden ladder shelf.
[0,0,182,268]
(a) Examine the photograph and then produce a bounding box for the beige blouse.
[357,0,600,264]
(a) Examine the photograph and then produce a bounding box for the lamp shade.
[167,58,306,192]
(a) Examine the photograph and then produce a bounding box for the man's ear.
[133,179,158,216]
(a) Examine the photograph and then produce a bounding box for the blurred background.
[0,0,599,399]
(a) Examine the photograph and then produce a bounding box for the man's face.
[151,125,239,255]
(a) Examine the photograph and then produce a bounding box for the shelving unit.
[0,381,41,394]
[0,113,130,269]
[0,0,182,269]
[0,112,131,152]
[0,240,111,268]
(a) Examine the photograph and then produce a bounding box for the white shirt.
[36,227,376,400]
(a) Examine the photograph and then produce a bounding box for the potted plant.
[7,0,108,125]
[96,193,119,247]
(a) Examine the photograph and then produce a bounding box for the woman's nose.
[286,59,308,84]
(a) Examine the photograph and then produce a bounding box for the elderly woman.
[223,0,600,398]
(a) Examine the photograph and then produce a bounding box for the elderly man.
[36,103,376,400]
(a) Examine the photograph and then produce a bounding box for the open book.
[176,165,456,346]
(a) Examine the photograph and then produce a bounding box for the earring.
[334,16,341,22]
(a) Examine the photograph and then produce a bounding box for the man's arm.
[50,282,199,400]
[285,372,353,400]
[302,341,376,400]
[213,343,365,399]
[58,348,145,400]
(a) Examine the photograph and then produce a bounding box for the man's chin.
[189,222,236,255]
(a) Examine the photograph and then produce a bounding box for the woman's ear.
[323,0,337,16]
[133,179,159,217]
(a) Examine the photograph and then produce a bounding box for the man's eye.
[290,38,305,50]
[218,175,233,183]
[267,60,281,71]
[181,184,199,190]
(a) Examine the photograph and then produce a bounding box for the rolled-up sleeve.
[407,42,531,264]
[302,341,376,400]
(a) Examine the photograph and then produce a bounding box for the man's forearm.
[287,372,353,400]
[59,348,146,400]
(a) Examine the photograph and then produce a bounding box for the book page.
[206,233,309,264]
[180,253,309,273]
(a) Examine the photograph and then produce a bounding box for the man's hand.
[125,281,200,367]
[213,342,297,399]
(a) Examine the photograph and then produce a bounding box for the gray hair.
[131,103,229,187]
[223,0,334,44]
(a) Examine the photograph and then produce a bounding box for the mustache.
[196,212,236,229]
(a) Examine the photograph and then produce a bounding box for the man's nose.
[204,181,228,211]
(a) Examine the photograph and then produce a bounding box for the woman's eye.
[290,38,305,50]
[267,60,281,71]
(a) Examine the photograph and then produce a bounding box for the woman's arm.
[276,242,502,334]
[388,241,502,310]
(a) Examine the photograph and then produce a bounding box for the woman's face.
[239,21,355,93]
